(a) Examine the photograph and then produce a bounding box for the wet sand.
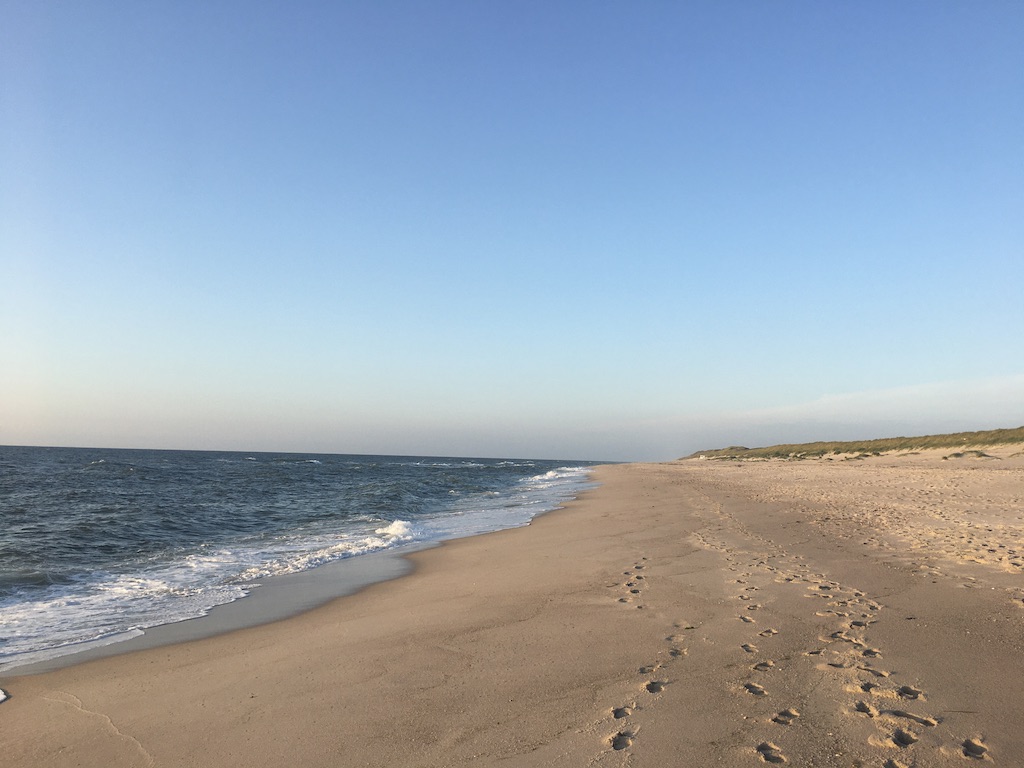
[3,447,1023,766]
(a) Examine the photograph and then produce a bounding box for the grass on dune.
[685,426,1024,461]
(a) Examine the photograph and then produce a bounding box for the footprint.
[854,701,878,717]
[888,710,937,727]
[756,741,786,763]
[758,628,778,637]
[896,685,923,700]
[740,615,756,623]
[753,660,775,672]
[892,727,918,747]
[610,731,633,750]
[962,737,988,759]
[772,708,800,726]
[611,706,631,719]
[645,680,666,694]
[857,666,890,678]
[744,683,768,696]
[741,643,758,653]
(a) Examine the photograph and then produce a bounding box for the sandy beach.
[3,447,1023,766]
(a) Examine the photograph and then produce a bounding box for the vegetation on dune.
[685,426,1024,461]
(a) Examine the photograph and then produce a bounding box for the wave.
[0,450,595,672]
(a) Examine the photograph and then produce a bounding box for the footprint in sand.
[741,643,758,653]
[887,710,938,727]
[753,660,776,672]
[645,680,667,694]
[772,708,800,726]
[857,665,890,678]
[756,741,787,763]
[758,628,778,638]
[609,731,633,750]
[896,685,923,700]
[962,736,989,759]
[854,700,878,717]
[891,727,918,747]
[611,706,631,719]
[740,615,756,623]
[743,682,768,696]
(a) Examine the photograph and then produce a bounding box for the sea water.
[0,446,596,672]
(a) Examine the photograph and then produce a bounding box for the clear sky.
[2,2,1022,461]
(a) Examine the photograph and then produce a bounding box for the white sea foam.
[0,688,8,703]
[375,519,414,538]
[0,459,593,673]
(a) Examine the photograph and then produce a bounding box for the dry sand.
[3,446,1023,766]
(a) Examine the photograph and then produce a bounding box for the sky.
[2,2,1022,461]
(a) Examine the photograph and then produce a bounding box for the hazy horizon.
[3,3,1022,462]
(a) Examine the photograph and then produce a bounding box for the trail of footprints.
[703,519,992,765]
[602,535,993,764]
[614,558,647,608]
[604,558,689,756]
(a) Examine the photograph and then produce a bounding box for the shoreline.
[4,450,1024,765]
[1,544,420,677]
[1,458,597,677]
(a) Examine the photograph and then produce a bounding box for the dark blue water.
[0,446,595,670]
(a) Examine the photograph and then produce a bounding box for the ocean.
[0,446,596,672]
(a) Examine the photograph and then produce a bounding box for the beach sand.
[3,447,1023,766]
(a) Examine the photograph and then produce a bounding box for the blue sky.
[2,2,1022,461]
